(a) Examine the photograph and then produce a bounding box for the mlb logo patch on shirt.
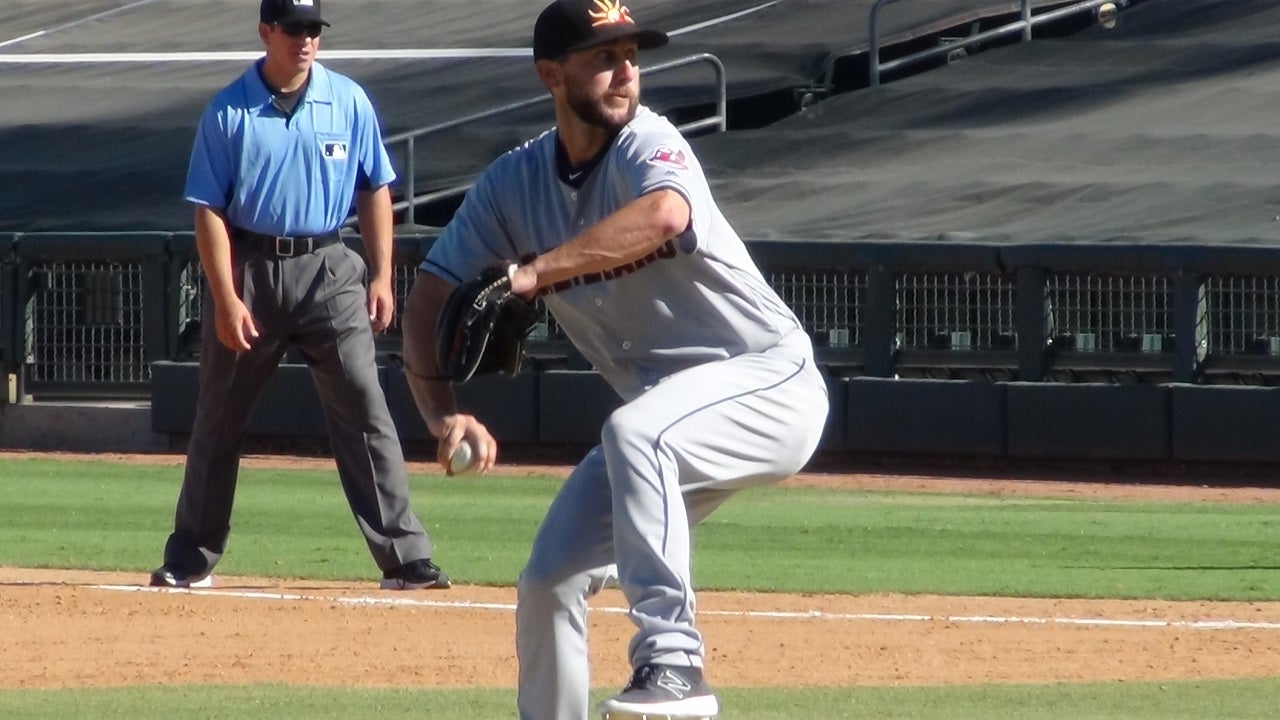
[322,141,348,160]
[646,145,688,171]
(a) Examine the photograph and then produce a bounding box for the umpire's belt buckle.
[274,236,294,257]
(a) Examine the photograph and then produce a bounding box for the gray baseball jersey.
[423,105,828,720]
[424,106,805,400]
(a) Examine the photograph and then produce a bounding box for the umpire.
[151,0,448,591]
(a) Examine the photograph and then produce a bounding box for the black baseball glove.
[435,264,539,384]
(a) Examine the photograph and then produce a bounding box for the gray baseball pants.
[161,241,432,576]
[515,331,828,720]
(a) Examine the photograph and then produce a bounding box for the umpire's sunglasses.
[276,22,323,39]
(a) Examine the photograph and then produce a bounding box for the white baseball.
[449,440,477,475]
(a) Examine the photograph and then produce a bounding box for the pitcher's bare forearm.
[511,189,689,294]
[402,270,459,437]
[402,270,499,472]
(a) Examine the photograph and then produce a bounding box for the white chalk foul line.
[88,584,1280,631]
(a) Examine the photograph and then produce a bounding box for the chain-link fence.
[24,260,149,386]
[7,236,1280,399]
[768,268,865,349]
[13,234,168,398]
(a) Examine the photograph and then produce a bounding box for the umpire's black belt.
[233,228,342,257]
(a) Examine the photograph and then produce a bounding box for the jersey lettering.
[540,238,678,296]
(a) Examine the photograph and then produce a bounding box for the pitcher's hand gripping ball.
[435,264,539,384]
[448,439,478,476]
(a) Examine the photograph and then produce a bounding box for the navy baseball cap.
[533,0,668,61]
[260,0,330,27]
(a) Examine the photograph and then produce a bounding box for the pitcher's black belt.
[233,228,342,257]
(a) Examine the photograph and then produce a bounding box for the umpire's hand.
[216,298,260,352]
[367,276,396,333]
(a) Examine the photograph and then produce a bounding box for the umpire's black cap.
[260,0,331,27]
[533,0,668,61]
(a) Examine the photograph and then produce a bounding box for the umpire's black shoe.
[598,663,719,719]
[149,565,212,588]
[379,559,451,589]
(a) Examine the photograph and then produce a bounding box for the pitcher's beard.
[568,90,637,133]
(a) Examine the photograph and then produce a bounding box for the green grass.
[695,487,1280,599]
[2,680,1278,720]
[0,458,549,583]
[2,456,1279,719]
[1,457,1279,599]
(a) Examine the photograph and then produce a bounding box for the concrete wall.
[136,361,1280,465]
[0,400,169,452]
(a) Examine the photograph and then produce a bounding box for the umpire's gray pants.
[162,241,433,576]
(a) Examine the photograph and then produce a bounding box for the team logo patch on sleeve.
[647,145,688,171]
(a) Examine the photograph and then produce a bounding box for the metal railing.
[867,0,1123,86]
[347,53,728,228]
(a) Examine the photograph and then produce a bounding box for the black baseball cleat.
[149,565,212,588]
[598,663,719,720]
[379,558,451,589]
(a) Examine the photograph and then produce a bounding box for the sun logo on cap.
[589,0,635,27]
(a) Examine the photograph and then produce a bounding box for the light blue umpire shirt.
[183,59,397,237]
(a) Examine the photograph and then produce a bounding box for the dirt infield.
[3,452,1280,692]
